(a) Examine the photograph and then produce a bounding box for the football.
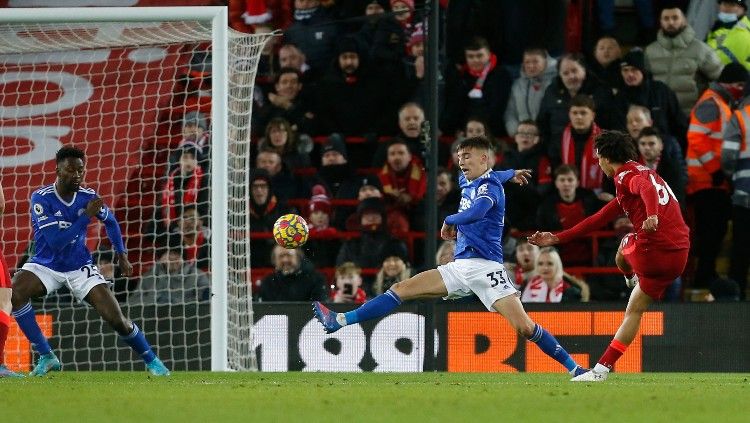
[273,213,309,249]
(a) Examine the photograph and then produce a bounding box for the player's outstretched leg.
[85,285,170,376]
[313,270,447,334]
[492,295,587,377]
[571,284,653,382]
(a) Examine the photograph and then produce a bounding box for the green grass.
[2,372,748,422]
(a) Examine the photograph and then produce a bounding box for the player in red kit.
[529,131,689,382]
[0,184,24,377]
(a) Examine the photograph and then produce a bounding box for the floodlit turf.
[2,372,748,423]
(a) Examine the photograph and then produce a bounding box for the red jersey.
[557,161,689,251]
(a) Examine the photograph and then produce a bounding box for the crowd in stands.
[81,1,750,305]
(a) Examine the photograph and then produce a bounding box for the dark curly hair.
[56,146,85,163]
[594,130,638,163]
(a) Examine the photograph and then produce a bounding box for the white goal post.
[0,7,272,371]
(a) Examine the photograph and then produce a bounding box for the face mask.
[726,85,745,101]
[717,12,739,23]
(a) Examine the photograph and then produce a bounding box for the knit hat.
[242,0,272,24]
[367,0,390,11]
[183,111,209,131]
[718,62,749,84]
[718,0,747,11]
[357,197,385,216]
[321,134,348,160]
[336,36,360,57]
[620,49,646,73]
[391,0,415,10]
[380,239,409,264]
[359,174,383,191]
[309,184,332,214]
[250,168,272,185]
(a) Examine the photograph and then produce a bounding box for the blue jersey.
[29,184,116,272]
[452,170,514,263]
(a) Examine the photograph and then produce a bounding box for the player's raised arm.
[530,199,624,246]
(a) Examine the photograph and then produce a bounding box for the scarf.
[561,123,603,190]
[380,161,426,203]
[162,166,204,227]
[520,275,566,303]
[294,7,318,21]
[249,194,278,219]
[464,53,497,99]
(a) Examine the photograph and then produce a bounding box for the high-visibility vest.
[687,88,732,194]
[727,105,750,207]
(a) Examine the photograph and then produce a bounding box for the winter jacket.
[645,25,723,115]
[504,56,558,135]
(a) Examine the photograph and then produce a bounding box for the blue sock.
[527,324,578,372]
[12,303,52,355]
[121,323,156,364]
[343,290,402,325]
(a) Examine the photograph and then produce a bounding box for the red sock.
[598,339,628,370]
[0,311,10,364]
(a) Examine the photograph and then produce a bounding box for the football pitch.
[2,372,748,422]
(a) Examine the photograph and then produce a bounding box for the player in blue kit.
[10,147,170,376]
[313,137,587,377]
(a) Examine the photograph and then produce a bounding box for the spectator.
[613,49,689,154]
[336,197,407,269]
[372,102,425,167]
[331,262,368,304]
[160,145,209,232]
[166,205,211,272]
[316,35,387,136]
[257,245,328,301]
[278,43,320,87]
[550,95,607,195]
[93,248,131,302]
[312,136,363,228]
[257,117,312,169]
[303,184,340,268]
[378,139,427,228]
[435,240,456,266]
[645,5,723,115]
[521,247,589,303]
[345,173,410,236]
[707,0,750,70]
[686,63,748,287]
[536,165,604,267]
[171,111,210,173]
[255,148,302,201]
[255,67,316,137]
[130,243,210,306]
[442,36,512,136]
[249,169,296,268]
[504,47,557,136]
[401,25,433,107]
[284,0,340,74]
[722,91,750,299]
[636,127,688,204]
[372,239,412,295]
[625,104,685,158]
[436,167,461,229]
[507,239,540,289]
[520,247,588,303]
[589,35,623,89]
[537,53,612,152]
[501,120,552,232]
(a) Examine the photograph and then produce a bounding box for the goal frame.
[1,6,232,371]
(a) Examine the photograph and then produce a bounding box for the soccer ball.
[273,214,309,249]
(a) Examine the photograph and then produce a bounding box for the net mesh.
[0,17,270,371]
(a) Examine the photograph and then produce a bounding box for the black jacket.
[441,63,512,136]
[258,267,328,302]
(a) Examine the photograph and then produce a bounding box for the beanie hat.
[309,184,332,215]
[250,168,272,185]
[620,49,646,73]
[367,0,390,11]
[336,36,360,57]
[242,0,272,24]
[391,0,415,10]
[380,239,409,264]
[321,133,348,160]
[718,62,749,84]
[718,0,747,11]
[359,174,383,192]
[357,197,385,216]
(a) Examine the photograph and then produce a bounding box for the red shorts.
[0,254,10,289]
[621,233,688,300]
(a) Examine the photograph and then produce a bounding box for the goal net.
[0,7,271,371]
